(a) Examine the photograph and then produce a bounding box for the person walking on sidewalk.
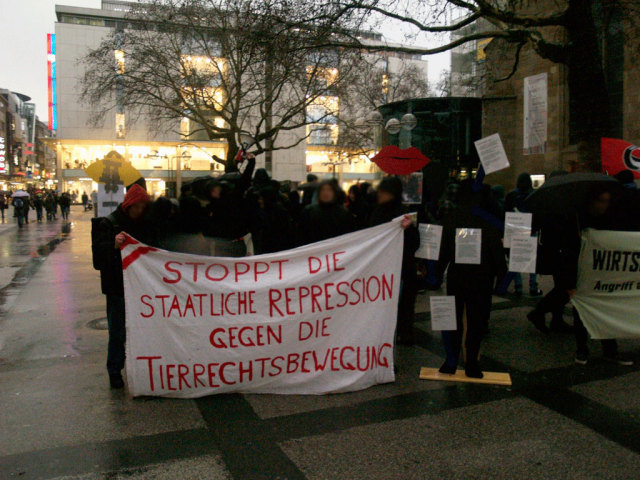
[93,184,152,389]
[0,194,6,223]
[59,192,71,221]
[82,191,89,211]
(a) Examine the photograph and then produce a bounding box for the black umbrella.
[525,172,621,216]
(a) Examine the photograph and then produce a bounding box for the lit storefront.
[305,146,382,191]
[56,140,227,197]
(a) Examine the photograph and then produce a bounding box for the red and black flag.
[601,138,640,179]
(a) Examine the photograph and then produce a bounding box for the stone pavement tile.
[51,454,232,480]
[244,345,445,419]
[572,371,640,417]
[0,352,205,456]
[281,397,640,480]
[481,306,577,373]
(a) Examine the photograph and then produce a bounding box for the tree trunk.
[565,0,613,171]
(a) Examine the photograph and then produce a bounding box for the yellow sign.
[85,150,142,193]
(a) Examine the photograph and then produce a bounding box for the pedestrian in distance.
[82,191,89,211]
[92,184,152,389]
[12,196,26,228]
[0,193,6,223]
[59,192,71,221]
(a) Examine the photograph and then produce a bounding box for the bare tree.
[80,0,365,168]
[306,0,640,170]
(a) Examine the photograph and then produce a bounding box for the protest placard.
[429,296,457,331]
[455,228,482,265]
[415,224,443,260]
[504,212,532,248]
[474,133,510,174]
[508,234,537,273]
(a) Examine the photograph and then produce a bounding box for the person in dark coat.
[498,172,542,296]
[93,184,152,388]
[253,185,295,254]
[437,180,508,378]
[299,174,319,207]
[568,185,633,366]
[347,184,371,230]
[368,176,420,344]
[205,154,256,256]
[298,180,354,245]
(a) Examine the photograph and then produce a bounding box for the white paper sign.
[508,234,538,273]
[415,224,443,260]
[96,183,124,217]
[504,212,533,248]
[523,73,548,155]
[430,296,457,331]
[122,219,404,397]
[474,133,510,175]
[455,228,482,265]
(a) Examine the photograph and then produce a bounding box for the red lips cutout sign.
[371,146,430,175]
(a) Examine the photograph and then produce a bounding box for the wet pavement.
[1,207,640,479]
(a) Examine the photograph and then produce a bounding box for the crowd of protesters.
[92,151,640,388]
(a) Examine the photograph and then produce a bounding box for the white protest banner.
[474,133,510,175]
[508,234,537,273]
[572,229,640,339]
[430,296,457,331]
[504,212,532,248]
[122,219,404,398]
[455,228,482,265]
[415,224,443,260]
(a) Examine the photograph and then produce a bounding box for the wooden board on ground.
[419,367,512,386]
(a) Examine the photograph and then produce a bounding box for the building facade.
[53,1,430,195]
[474,1,640,189]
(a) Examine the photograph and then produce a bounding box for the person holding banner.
[437,180,507,378]
[93,184,152,389]
[569,185,633,366]
[368,176,419,345]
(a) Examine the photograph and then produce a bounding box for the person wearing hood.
[497,172,543,296]
[368,176,420,345]
[92,184,152,389]
[298,179,354,245]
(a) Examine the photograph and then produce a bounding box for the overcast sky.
[0,0,450,121]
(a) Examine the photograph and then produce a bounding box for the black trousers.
[573,308,617,357]
[442,288,492,368]
[397,277,417,341]
[534,271,569,322]
[106,295,126,374]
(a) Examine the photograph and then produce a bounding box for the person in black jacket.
[298,180,354,245]
[347,184,371,230]
[205,153,255,256]
[368,176,420,345]
[93,184,151,389]
[437,180,508,378]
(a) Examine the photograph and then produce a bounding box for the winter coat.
[368,201,419,280]
[93,206,152,296]
[437,183,508,295]
[298,201,354,246]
